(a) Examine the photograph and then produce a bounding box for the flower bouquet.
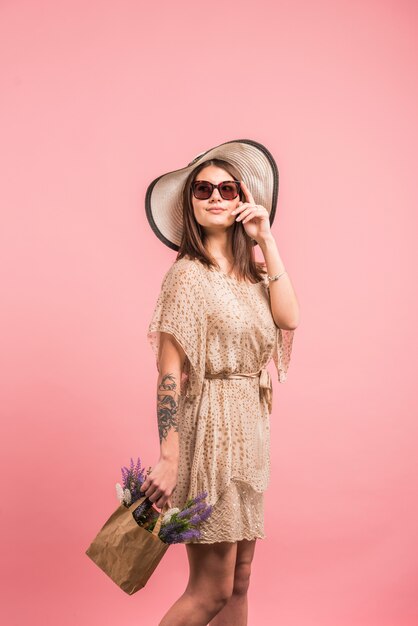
[85,456,213,595]
[116,457,213,544]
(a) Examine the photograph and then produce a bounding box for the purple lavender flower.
[183,491,208,508]
[177,500,207,519]
[120,456,147,505]
[168,528,201,543]
[158,493,213,544]
[158,519,181,536]
[188,506,213,526]
[190,491,208,503]
[179,528,201,540]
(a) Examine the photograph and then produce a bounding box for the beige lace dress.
[147,256,294,543]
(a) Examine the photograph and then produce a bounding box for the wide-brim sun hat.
[145,138,279,251]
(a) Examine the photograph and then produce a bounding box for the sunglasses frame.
[191,179,241,201]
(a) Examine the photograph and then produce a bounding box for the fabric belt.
[204,367,272,414]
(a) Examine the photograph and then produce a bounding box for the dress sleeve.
[272,326,295,383]
[147,260,207,399]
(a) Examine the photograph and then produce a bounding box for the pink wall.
[1,1,417,624]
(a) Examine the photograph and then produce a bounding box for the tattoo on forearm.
[157,373,179,442]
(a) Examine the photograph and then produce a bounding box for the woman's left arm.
[232,179,300,330]
[259,235,300,330]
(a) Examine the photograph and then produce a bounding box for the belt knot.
[259,367,271,391]
[259,367,272,414]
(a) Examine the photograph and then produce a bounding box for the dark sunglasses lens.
[219,182,239,200]
[193,182,212,199]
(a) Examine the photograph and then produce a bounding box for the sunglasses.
[191,180,241,201]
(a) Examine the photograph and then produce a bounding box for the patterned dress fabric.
[147,257,294,543]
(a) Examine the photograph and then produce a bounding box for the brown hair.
[176,158,267,283]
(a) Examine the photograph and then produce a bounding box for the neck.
[204,230,234,265]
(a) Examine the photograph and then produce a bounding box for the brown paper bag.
[85,495,169,595]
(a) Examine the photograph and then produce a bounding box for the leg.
[209,539,257,626]
[158,541,237,626]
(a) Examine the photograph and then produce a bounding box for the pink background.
[1,1,417,624]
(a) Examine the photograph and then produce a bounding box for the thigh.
[185,542,238,592]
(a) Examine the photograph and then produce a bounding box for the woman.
[142,139,300,625]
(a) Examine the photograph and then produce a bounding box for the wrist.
[258,234,276,250]
[160,452,179,464]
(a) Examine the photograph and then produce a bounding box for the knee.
[233,562,252,596]
[207,580,234,612]
[193,580,233,618]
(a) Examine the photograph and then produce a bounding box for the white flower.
[162,507,180,524]
[123,488,132,505]
[115,483,124,502]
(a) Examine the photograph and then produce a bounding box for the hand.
[140,457,178,509]
[231,180,272,244]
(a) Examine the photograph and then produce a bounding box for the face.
[191,165,241,233]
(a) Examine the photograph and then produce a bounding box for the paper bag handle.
[127,494,168,537]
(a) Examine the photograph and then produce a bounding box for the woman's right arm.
[140,332,186,509]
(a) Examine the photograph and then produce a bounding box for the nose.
[209,187,222,201]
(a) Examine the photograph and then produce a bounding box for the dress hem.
[185,533,266,545]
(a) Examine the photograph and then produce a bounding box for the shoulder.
[162,257,202,287]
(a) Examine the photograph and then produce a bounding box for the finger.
[148,488,164,503]
[234,203,253,214]
[231,202,247,215]
[242,207,261,223]
[242,206,258,223]
[153,490,168,508]
[235,205,257,221]
[142,483,158,499]
[140,481,149,493]
[141,473,154,492]
[240,180,255,205]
